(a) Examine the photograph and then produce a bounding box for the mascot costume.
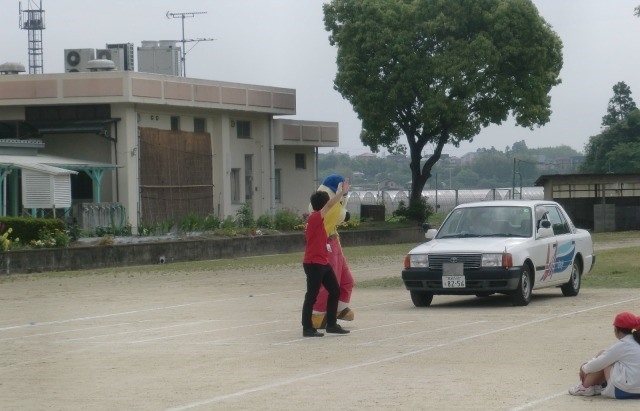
[310,174,355,329]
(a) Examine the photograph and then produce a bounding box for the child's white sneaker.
[568,383,601,396]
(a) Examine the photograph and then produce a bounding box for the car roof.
[453,200,557,209]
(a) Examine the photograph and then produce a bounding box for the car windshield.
[436,206,533,239]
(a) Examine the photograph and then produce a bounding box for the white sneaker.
[568,383,601,396]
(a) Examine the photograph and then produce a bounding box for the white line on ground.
[166,296,640,411]
[128,320,281,344]
[509,391,567,411]
[357,320,487,346]
[0,290,300,333]
[59,319,227,343]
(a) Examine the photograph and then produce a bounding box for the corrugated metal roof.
[0,153,118,174]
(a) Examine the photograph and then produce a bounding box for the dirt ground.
[1,243,640,411]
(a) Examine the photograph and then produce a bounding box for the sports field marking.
[59,319,226,343]
[357,320,487,346]
[129,320,281,343]
[166,295,640,411]
[0,301,225,332]
[276,320,416,345]
[509,391,566,411]
[0,321,148,342]
[0,290,300,333]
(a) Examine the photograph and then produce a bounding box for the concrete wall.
[0,228,426,275]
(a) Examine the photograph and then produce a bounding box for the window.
[194,117,206,133]
[170,116,180,131]
[230,168,241,203]
[295,153,306,170]
[236,120,251,138]
[245,155,253,201]
[546,206,571,235]
[274,169,281,202]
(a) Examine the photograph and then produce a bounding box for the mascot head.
[321,174,345,195]
[309,174,350,232]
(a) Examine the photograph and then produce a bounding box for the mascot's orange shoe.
[313,308,354,328]
[337,307,354,321]
[312,313,327,329]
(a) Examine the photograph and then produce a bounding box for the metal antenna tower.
[166,11,214,77]
[19,0,46,74]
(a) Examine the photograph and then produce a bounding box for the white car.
[401,200,596,306]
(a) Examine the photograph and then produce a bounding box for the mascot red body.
[311,174,355,328]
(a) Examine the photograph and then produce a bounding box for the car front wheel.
[410,290,434,307]
[561,261,581,297]
[511,265,532,306]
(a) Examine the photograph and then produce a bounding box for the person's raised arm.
[320,178,349,218]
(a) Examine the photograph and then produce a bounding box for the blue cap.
[322,174,345,193]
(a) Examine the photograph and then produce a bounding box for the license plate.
[442,262,465,288]
[442,276,466,288]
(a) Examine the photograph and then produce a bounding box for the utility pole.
[166,11,214,77]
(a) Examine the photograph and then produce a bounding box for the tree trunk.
[408,132,448,208]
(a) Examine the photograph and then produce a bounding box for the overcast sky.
[2,0,639,157]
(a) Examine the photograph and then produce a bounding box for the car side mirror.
[537,226,554,238]
[425,228,438,241]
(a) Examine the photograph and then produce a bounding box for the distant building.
[535,173,640,231]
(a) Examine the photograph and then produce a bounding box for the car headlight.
[482,253,513,268]
[409,254,429,268]
[482,253,503,267]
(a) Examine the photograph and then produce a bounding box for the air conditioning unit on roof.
[64,48,95,72]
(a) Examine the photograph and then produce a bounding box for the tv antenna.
[166,11,214,77]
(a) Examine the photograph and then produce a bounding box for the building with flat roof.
[0,70,339,231]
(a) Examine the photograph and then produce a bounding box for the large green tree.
[601,81,637,127]
[323,0,563,216]
[581,109,640,173]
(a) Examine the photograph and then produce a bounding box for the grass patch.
[592,230,640,243]
[584,247,640,288]
[357,276,404,289]
[3,231,639,289]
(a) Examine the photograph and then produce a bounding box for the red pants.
[313,237,354,312]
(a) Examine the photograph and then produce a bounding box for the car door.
[529,205,560,287]
[542,205,575,282]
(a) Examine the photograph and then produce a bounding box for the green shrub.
[0,217,65,245]
[393,198,433,223]
[274,209,304,231]
[256,214,274,229]
[29,228,70,249]
[202,214,221,230]
[235,203,255,228]
[179,212,204,232]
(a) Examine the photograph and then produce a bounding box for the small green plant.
[158,219,175,234]
[256,214,274,229]
[179,213,204,232]
[216,216,238,236]
[273,208,304,231]
[29,228,70,249]
[137,222,156,236]
[67,223,81,241]
[393,198,433,223]
[0,224,14,251]
[203,214,221,231]
[235,203,255,228]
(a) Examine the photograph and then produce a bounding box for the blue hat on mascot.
[322,174,345,194]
